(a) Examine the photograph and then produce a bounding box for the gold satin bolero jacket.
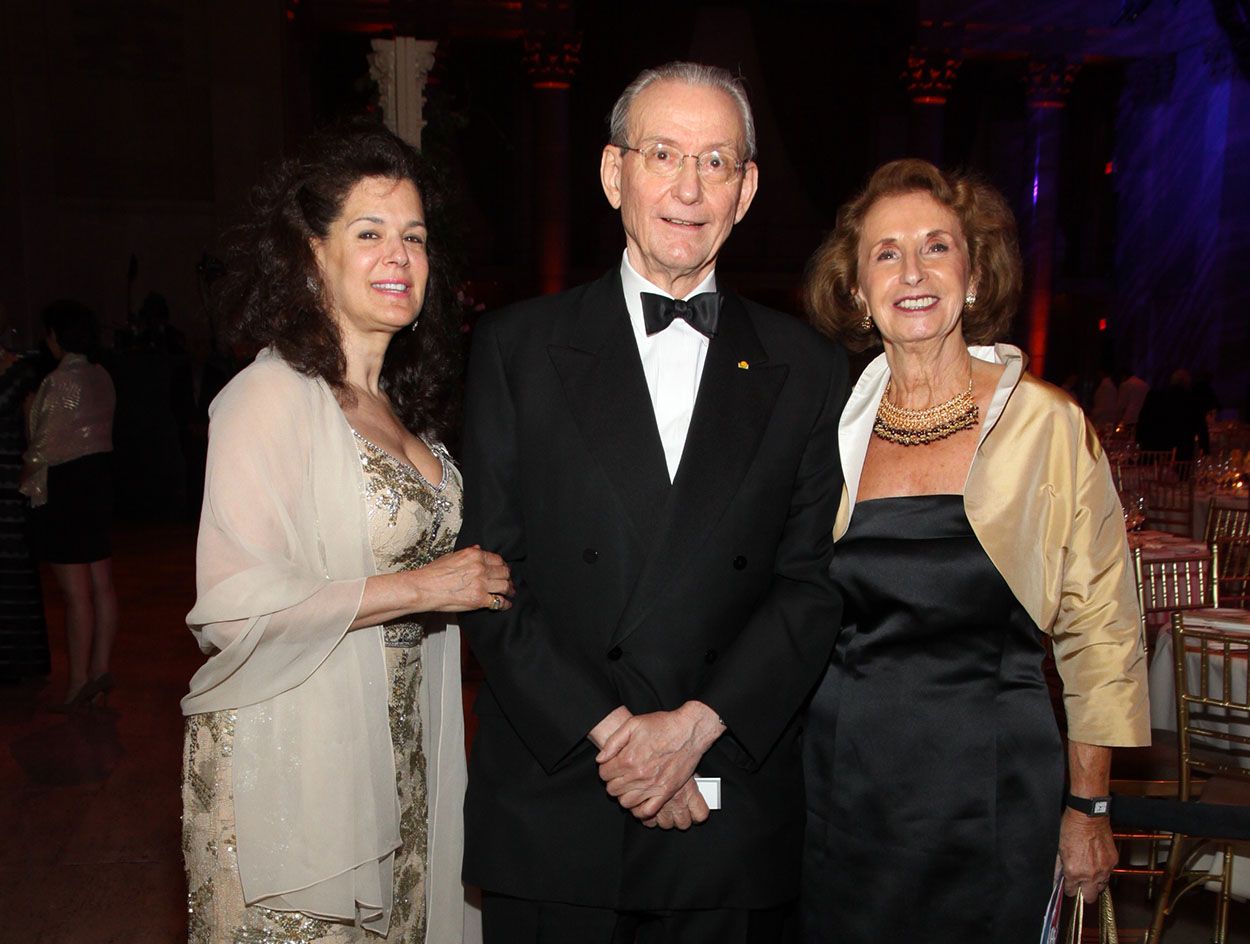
[835,344,1150,747]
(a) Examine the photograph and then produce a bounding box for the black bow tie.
[640,291,721,338]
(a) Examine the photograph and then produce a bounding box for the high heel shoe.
[51,681,92,712]
[50,673,114,712]
[80,672,114,707]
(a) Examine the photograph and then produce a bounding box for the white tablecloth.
[1148,608,1250,740]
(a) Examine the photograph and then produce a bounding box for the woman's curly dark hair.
[804,159,1021,352]
[217,121,460,442]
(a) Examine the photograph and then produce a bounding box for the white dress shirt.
[619,251,715,482]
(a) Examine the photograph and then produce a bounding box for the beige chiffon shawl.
[835,344,1150,748]
[181,349,473,939]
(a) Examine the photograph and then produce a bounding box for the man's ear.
[733,161,759,224]
[600,145,624,210]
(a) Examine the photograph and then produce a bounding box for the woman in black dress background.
[21,301,118,708]
[800,160,1149,942]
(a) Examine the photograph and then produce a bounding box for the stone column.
[523,31,580,295]
[1023,56,1079,380]
[368,37,438,149]
[903,47,960,163]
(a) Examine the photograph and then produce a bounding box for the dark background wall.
[1,0,285,359]
[2,0,1247,414]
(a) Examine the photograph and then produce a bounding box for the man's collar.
[619,250,717,334]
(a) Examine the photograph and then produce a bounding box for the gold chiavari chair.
[1214,539,1250,610]
[1165,460,1195,483]
[1117,462,1158,495]
[1205,505,1250,546]
[1116,451,1176,491]
[1138,449,1179,467]
[1145,479,1196,537]
[1118,548,1217,901]
[1147,615,1250,943]
[1133,546,1218,652]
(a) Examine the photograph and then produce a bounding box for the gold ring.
[490,594,503,611]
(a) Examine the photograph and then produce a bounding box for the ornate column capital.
[1026,56,1080,110]
[903,47,961,106]
[368,37,438,148]
[523,32,581,90]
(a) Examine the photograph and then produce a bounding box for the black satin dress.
[801,495,1064,943]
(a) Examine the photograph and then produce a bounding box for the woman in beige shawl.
[181,124,510,943]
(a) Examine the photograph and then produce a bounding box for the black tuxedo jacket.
[457,269,848,911]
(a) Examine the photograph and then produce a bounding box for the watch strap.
[1066,792,1113,816]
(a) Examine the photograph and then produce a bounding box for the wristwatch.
[1066,793,1113,816]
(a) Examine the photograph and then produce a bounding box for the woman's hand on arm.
[1059,740,1117,903]
[349,545,514,629]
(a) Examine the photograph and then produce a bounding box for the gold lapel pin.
[737,360,750,370]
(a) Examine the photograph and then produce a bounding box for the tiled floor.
[0,521,1242,942]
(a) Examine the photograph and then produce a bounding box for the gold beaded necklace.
[873,368,979,446]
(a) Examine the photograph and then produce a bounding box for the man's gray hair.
[607,61,757,162]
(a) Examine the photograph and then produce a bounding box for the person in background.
[1060,373,1080,403]
[800,158,1149,943]
[1090,368,1118,427]
[1191,368,1220,424]
[21,300,118,708]
[1135,368,1209,460]
[1116,368,1149,426]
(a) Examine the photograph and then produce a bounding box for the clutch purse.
[1064,887,1118,944]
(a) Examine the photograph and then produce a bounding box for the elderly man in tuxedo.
[457,61,849,944]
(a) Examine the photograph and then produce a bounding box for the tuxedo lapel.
[547,271,671,545]
[611,290,788,644]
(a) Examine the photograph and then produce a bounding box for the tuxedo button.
[704,648,718,664]
[582,548,599,564]
[732,555,747,570]
[607,646,623,661]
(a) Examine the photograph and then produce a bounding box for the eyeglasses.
[617,142,746,184]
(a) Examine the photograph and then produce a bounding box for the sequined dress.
[183,433,462,943]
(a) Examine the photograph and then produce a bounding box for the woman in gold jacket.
[799,159,1149,944]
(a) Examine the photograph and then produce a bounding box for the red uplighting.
[1104,161,1114,175]
[1098,318,1107,332]
[1028,293,1049,380]
[533,81,570,90]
